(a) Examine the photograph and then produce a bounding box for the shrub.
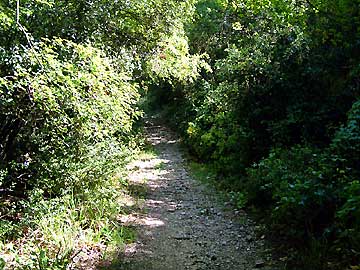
[0,38,141,196]
[246,136,360,263]
[246,146,340,237]
[331,99,360,177]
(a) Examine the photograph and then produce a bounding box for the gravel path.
[115,119,277,270]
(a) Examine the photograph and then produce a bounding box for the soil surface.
[115,118,278,270]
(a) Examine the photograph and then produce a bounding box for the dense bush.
[246,146,340,237]
[0,38,140,196]
[0,37,142,268]
[331,100,360,176]
[244,109,360,262]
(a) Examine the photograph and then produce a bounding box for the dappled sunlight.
[120,194,137,208]
[122,151,181,224]
[157,170,170,176]
[147,136,163,145]
[124,243,140,256]
[142,217,165,227]
[119,144,180,238]
[146,199,165,207]
[97,119,271,270]
[119,214,165,228]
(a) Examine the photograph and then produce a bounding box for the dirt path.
[115,118,277,270]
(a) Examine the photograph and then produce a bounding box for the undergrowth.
[0,143,147,269]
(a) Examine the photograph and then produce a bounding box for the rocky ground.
[112,118,279,270]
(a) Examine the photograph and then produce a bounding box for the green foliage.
[146,26,210,85]
[1,167,137,269]
[337,180,360,250]
[331,100,360,175]
[1,0,195,268]
[27,248,71,270]
[228,191,247,209]
[186,109,253,173]
[0,38,140,195]
[246,147,337,236]
[244,141,360,265]
[0,35,141,269]
[148,0,360,268]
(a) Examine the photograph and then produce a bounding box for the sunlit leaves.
[147,26,211,84]
[0,37,141,194]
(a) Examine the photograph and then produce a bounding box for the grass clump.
[0,153,139,269]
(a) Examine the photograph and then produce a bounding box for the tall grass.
[0,143,142,270]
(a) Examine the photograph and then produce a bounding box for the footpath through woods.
[111,117,279,270]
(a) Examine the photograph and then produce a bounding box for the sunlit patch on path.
[112,117,277,270]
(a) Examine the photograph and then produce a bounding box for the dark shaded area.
[147,0,360,269]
